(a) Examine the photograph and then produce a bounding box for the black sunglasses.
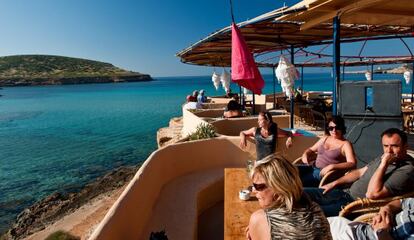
[328,126,338,131]
[253,183,268,191]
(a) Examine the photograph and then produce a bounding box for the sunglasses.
[253,183,268,191]
[328,126,338,131]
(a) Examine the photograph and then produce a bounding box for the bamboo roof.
[176,0,414,67]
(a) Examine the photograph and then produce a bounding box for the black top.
[255,127,277,160]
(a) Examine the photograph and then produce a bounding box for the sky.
[0,0,412,77]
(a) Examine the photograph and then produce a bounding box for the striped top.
[265,195,332,240]
[392,198,414,239]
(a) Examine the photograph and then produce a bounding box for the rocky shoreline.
[1,165,140,240]
[0,74,152,87]
[0,114,183,240]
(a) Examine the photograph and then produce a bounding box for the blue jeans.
[297,165,321,187]
[304,187,354,217]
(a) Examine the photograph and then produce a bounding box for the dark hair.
[325,116,347,135]
[226,100,241,111]
[381,128,407,145]
[259,111,277,135]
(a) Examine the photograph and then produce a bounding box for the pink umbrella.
[231,23,264,95]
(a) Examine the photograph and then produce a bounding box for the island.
[0,55,152,87]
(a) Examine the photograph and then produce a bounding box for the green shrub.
[45,231,80,240]
[188,123,216,141]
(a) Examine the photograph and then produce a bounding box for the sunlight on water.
[0,73,409,232]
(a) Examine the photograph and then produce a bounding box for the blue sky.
[0,0,412,77]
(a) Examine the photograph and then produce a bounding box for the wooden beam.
[300,0,388,30]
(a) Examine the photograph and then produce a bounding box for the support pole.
[273,66,276,109]
[332,16,340,116]
[412,61,414,104]
[290,45,295,129]
[371,63,374,81]
[252,92,256,115]
[342,64,345,81]
[301,66,304,95]
[239,85,244,109]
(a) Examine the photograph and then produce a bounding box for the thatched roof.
[176,0,414,67]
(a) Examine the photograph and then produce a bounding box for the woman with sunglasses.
[298,116,357,187]
[239,111,293,161]
[246,154,332,240]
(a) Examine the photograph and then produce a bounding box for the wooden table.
[224,168,260,240]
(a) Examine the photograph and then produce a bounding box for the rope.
[229,0,235,23]
[357,40,368,57]
[400,37,413,57]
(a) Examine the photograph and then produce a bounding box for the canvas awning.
[176,0,414,67]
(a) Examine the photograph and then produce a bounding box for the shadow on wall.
[89,137,250,240]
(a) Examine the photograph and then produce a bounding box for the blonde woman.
[246,154,332,240]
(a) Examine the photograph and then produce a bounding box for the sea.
[0,72,411,233]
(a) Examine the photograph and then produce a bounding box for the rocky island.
[0,55,152,87]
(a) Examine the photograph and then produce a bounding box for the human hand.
[321,181,336,195]
[286,137,293,148]
[245,226,251,240]
[380,153,398,165]
[240,134,247,149]
[320,165,333,177]
[371,205,393,231]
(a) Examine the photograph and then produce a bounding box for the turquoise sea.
[0,72,411,232]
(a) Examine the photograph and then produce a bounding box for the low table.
[224,168,260,240]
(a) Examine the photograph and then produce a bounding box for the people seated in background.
[183,95,201,110]
[187,90,198,102]
[304,128,414,217]
[298,116,357,187]
[295,87,304,102]
[197,89,207,103]
[328,198,414,240]
[239,111,293,161]
[246,154,332,240]
[223,99,242,118]
[225,89,237,98]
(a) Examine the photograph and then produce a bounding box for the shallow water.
[0,73,410,232]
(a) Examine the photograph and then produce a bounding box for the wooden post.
[290,45,295,129]
[332,16,340,116]
[273,66,276,109]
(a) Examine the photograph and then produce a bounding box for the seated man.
[304,128,414,217]
[328,198,414,240]
[183,97,201,110]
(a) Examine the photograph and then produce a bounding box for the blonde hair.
[251,154,303,211]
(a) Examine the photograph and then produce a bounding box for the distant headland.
[0,55,152,87]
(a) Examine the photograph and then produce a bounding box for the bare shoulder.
[250,209,266,221]
[248,209,270,240]
[250,209,266,225]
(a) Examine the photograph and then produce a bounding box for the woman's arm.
[239,127,256,149]
[301,137,324,164]
[277,128,294,148]
[277,128,292,137]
